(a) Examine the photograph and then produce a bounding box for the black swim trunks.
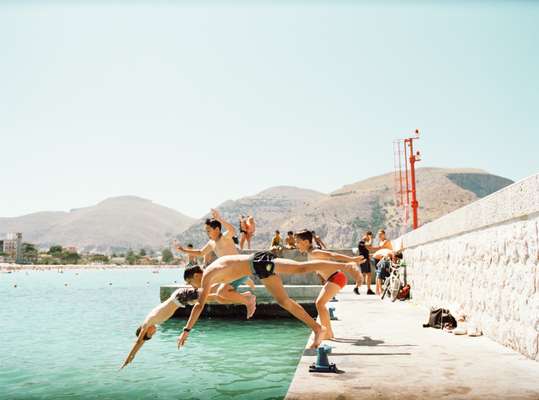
[249,251,277,279]
[360,261,371,274]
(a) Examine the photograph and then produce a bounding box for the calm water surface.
[0,268,309,400]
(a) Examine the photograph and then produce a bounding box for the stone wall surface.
[401,173,539,360]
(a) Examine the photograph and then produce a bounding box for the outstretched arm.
[311,249,364,264]
[174,240,212,257]
[120,327,148,369]
[120,300,179,369]
[177,279,212,348]
[211,209,236,237]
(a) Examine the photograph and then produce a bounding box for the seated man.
[269,230,283,255]
[120,286,251,369]
[284,231,296,249]
[178,252,361,350]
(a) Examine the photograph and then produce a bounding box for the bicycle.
[380,260,406,302]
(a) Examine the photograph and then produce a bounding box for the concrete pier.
[160,284,323,319]
[285,291,539,400]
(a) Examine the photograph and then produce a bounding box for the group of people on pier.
[121,210,395,369]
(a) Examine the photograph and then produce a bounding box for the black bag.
[422,308,457,329]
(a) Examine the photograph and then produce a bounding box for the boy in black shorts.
[179,251,361,349]
[354,240,374,295]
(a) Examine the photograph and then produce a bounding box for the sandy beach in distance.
[0,263,183,272]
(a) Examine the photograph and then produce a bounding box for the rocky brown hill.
[178,168,513,248]
[177,186,328,248]
[0,196,195,253]
[1,169,513,252]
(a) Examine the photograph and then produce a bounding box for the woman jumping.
[294,229,364,340]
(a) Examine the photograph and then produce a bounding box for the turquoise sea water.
[0,268,309,400]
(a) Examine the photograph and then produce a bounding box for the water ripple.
[0,268,308,400]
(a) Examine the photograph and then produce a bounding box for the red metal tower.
[393,129,421,230]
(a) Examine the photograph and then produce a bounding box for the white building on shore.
[1,233,23,262]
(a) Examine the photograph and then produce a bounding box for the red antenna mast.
[393,129,421,230]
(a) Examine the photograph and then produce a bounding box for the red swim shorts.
[327,271,347,289]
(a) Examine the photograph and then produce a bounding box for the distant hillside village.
[0,232,181,266]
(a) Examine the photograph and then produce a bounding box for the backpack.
[397,284,410,300]
[422,308,457,329]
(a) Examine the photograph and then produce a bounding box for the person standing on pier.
[239,215,249,250]
[312,231,327,249]
[355,232,375,295]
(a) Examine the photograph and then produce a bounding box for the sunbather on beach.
[178,252,361,350]
[120,286,250,369]
[294,229,364,340]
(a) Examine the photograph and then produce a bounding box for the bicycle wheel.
[390,277,402,302]
[381,280,389,299]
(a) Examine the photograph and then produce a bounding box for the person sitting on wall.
[285,231,296,249]
[269,230,283,255]
[245,215,256,249]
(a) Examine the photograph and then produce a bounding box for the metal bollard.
[309,344,337,373]
[328,305,338,320]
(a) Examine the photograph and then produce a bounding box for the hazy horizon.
[2,1,538,218]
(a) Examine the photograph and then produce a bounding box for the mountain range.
[177,167,514,248]
[0,168,514,253]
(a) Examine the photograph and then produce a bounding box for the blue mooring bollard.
[309,344,337,373]
[328,305,338,320]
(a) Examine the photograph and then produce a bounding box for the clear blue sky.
[1,1,538,219]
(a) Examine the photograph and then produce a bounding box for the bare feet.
[321,329,334,340]
[246,295,256,319]
[309,325,326,349]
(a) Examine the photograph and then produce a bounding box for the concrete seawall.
[161,284,323,319]
[400,172,539,360]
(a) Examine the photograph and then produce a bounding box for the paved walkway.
[286,289,539,400]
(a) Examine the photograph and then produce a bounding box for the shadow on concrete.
[302,348,412,357]
[330,336,417,348]
[329,352,412,356]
